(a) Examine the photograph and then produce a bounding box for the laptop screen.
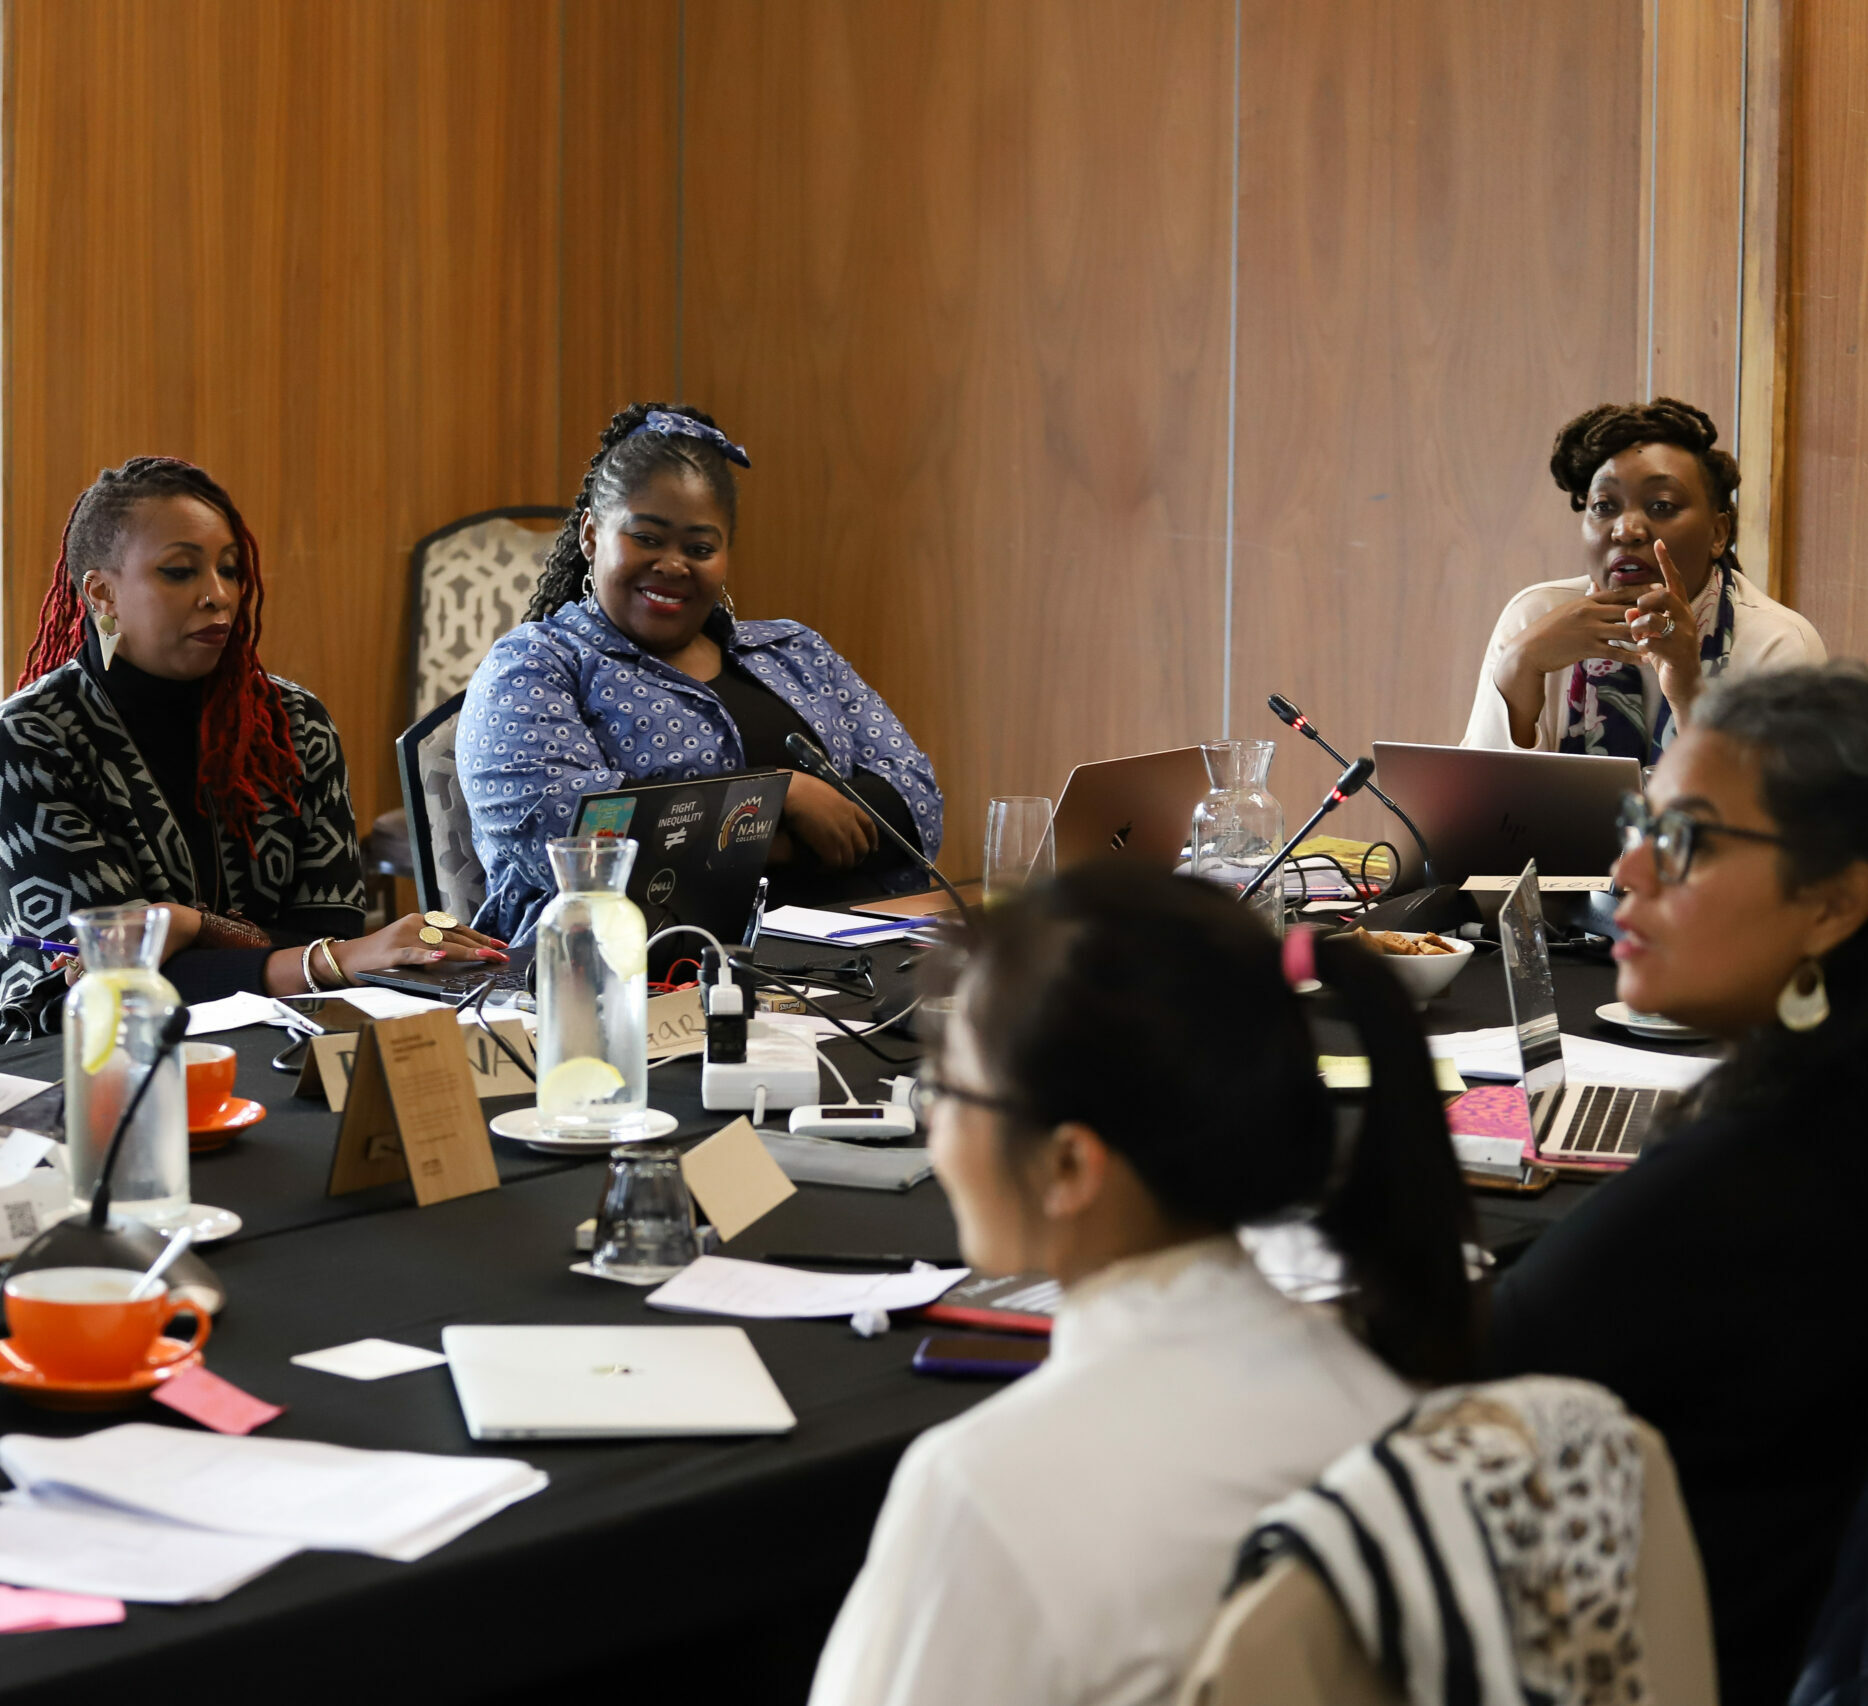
[1499,860,1567,1135]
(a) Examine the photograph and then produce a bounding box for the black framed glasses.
[1615,792,1792,886]
[910,1071,1023,1123]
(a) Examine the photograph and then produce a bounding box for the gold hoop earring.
[1777,958,1830,1032]
[720,589,737,621]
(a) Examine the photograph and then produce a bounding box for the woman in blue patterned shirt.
[460,403,943,943]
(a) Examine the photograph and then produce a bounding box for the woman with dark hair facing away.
[1485,663,1868,1706]
[459,404,941,939]
[809,865,1474,1706]
[1463,397,1823,754]
[0,457,507,1039]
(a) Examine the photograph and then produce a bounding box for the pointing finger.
[1653,539,1693,607]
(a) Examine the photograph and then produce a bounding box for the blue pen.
[8,934,73,958]
[827,917,909,941]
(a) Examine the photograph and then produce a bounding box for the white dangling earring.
[95,609,121,670]
[1777,959,1830,1032]
[720,588,737,622]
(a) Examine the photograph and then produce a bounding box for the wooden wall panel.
[1227,0,1646,836]
[5,0,568,826]
[1783,0,1868,655]
[681,0,1236,877]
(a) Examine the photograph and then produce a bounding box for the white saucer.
[489,1106,678,1154]
[1595,1001,1709,1042]
[176,1204,241,1243]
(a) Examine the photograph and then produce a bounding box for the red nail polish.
[430,950,448,962]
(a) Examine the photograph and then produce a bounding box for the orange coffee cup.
[2,1266,208,1383]
[184,1041,237,1127]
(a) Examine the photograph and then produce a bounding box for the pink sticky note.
[1447,1085,1535,1154]
[152,1366,285,1435]
[0,1586,125,1632]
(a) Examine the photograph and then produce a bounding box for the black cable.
[738,962,922,1068]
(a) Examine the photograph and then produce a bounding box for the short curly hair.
[1549,398,1740,565]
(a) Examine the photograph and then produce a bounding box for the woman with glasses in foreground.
[1486,663,1868,1706]
[810,865,1473,1706]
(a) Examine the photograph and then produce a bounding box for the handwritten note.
[647,987,706,1060]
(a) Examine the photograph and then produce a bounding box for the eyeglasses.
[1615,792,1792,886]
[909,1071,1023,1123]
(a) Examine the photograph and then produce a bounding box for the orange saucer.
[0,1337,205,1411]
[190,1095,266,1154]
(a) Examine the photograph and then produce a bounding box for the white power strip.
[701,1014,822,1112]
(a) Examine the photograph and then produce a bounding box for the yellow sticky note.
[1318,1055,1465,1094]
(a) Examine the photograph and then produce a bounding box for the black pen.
[760,1252,952,1271]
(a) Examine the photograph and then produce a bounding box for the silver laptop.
[1051,746,1210,870]
[1499,861,1677,1167]
[443,1325,797,1441]
[1371,741,1642,889]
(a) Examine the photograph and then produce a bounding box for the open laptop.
[1498,860,1679,1167]
[357,770,787,997]
[1371,741,1642,889]
[443,1325,796,1440]
[1051,746,1210,871]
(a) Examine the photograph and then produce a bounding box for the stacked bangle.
[317,939,347,988]
[301,936,348,993]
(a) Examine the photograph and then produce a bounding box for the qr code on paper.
[4,1201,38,1240]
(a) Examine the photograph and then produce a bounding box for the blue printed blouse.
[459,599,943,943]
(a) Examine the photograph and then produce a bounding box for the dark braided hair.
[18,457,303,850]
[1549,396,1741,570]
[527,402,741,623]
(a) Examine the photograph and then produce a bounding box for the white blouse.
[808,1238,1413,1706]
[1460,569,1825,751]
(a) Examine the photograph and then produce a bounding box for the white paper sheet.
[0,1424,547,1563]
[1428,1026,1716,1091]
[184,992,283,1036]
[645,1254,967,1320]
[0,1495,297,1603]
[0,1075,53,1118]
[759,906,915,945]
[290,1339,449,1381]
[0,1131,56,1190]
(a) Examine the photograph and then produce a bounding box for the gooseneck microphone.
[1239,756,1376,904]
[1267,693,1439,887]
[89,1006,191,1227]
[782,734,976,928]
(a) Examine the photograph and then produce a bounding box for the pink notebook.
[1447,1085,1534,1157]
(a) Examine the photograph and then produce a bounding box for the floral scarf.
[1561,561,1737,763]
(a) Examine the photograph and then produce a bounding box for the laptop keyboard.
[1543,1084,1680,1160]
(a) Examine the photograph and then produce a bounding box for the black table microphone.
[1267,693,1439,887]
[89,1005,191,1226]
[782,733,976,928]
[1240,756,1375,904]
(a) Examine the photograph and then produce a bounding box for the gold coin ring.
[418,925,445,945]
[423,910,459,929]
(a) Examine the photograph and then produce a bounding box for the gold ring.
[423,910,459,929]
[418,925,444,945]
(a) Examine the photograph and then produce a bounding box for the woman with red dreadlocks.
[0,457,507,1039]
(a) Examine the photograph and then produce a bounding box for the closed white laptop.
[443,1325,797,1441]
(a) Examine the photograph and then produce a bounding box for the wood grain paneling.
[5,0,571,825]
[681,0,1236,877]
[1783,0,1868,656]
[1227,0,1646,836]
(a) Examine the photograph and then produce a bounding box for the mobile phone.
[911,1334,1049,1380]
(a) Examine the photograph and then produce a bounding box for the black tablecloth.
[0,931,1712,1703]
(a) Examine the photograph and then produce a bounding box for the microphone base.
[1350,884,1478,935]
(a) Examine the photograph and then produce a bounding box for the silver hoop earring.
[93,608,121,670]
[1778,959,1830,1032]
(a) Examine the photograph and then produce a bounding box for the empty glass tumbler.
[63,904,190,1228]
[1189,740,1286,937]
[535,837,649,1142]
[591,1145,700,1282]
[984,797,1056,903]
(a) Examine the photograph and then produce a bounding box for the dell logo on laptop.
[647,869,678,905]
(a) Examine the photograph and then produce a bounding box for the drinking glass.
[535,837,649,1142]
[591,1146,700,1283]
[983,797,1056,903]
[64,904,190,1228]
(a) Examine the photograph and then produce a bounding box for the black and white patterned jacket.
[0,658,365,1039]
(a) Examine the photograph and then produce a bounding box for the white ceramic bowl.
[1365,931,1475,1007]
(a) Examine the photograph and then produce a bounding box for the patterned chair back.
[411,508,562,719]
[396,691,488,922]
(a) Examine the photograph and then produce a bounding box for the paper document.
[647,1255,967,1319]
[1428,1026,1715,1091]
[0,1075,54,1119]
[187,991,285,1035]
[0,1131,56,1190]
[758,1133,934,1192]
[0,1495,297,1603]
[0,1424,547,1564]
[760,906,914,945]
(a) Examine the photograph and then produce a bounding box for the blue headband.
[630,409,752,469]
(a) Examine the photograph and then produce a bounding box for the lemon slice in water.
[589,898,646,981]
[74,975,123,1075]
[539,1055,626,1116]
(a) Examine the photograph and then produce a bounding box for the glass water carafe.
[1189,739,1286,937]
[535,837,649,1141]
[64,904,189,1227]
